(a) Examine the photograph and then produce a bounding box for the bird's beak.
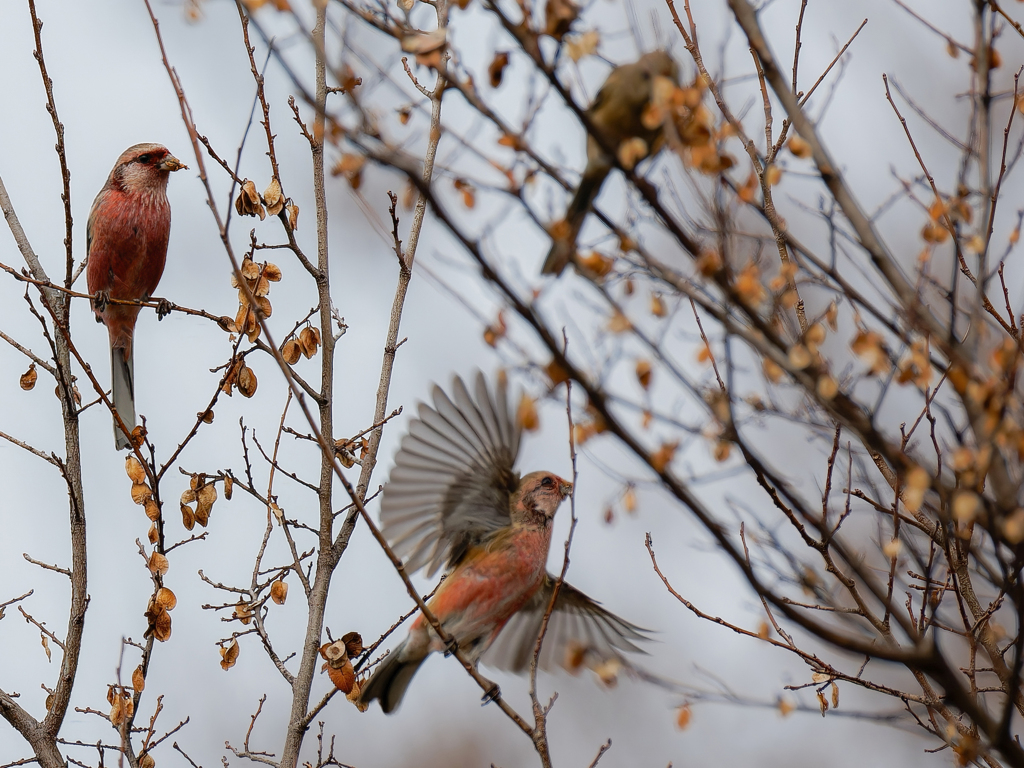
[559,481,574,499]
[159,155,187,172]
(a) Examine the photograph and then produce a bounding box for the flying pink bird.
[86,143,185,449]
[359,373,648,713]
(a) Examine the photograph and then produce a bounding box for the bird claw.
[155,298,173,320]
[442,637,459,658]
[92,291,109,316]
[480,683,501,706]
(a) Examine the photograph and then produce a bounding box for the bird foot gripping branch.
[91,290,110,315]
[442,636,459,658]
[480,682,501,706]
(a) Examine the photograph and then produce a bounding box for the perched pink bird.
[359,373,647,713]
[86,143,185,449]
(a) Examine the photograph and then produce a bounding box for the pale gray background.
[1,0,1016,765]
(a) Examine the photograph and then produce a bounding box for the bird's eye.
[137,154,151,164]
[541,477,554,488]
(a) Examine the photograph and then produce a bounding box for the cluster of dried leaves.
[319,632,363,699]
[235,177,299,229]
[126,457,162,541]
[334,435,368,468]
[180,473,226,530]
[228,256,282,343]
[281,325,321,364]
[144,587,177,643]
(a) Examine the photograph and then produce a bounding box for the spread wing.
[482,576,649,674]
[380,372,521,577]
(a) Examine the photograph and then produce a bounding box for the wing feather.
[469,375,502,452]
[448,377,497,460]
[431,386,494,461]
[380,372,522,576]
[492,374,519,460]
[482,577,649,674]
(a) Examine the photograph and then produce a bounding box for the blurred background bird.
[86,143,185,449]
[359,372,648,714]
[542,50,679,276]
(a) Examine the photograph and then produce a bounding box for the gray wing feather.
[380,372,522,577]
[481,577,649,674]
[408,415,478,466]
[447,378,495,457]
[468,376,502,452]
[491,374,519,460]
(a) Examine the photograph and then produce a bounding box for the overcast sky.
[1,0,1019,766]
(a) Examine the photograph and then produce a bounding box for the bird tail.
[358,640,425,714]
[541,161,610,276]
[111,341,136,450]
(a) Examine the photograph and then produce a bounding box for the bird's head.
[513,471,573,525]
[111,143,187,194]
[640,50,679,84]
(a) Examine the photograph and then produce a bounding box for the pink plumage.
[86,143,185,449]
[358,373,648,713]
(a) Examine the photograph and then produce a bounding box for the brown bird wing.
[380,372,521,577]
[86,204,94,262]
[482,575,649,674]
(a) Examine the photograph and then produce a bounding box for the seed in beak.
[159,155,188,172]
